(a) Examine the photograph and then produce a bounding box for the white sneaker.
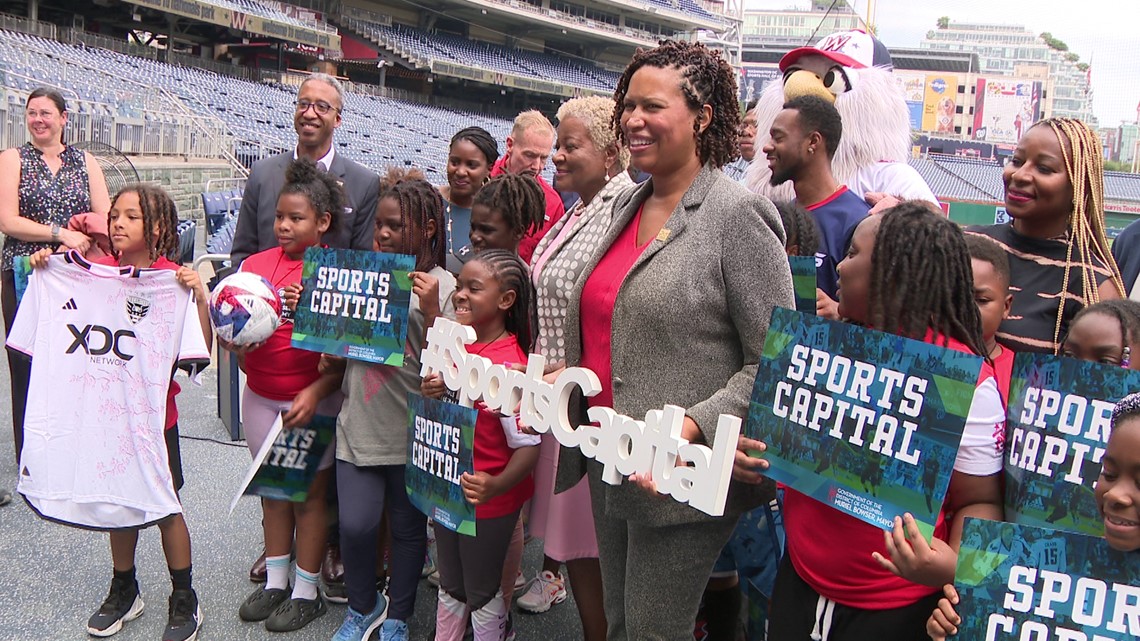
[515,571,567,613]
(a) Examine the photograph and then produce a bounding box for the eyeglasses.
[295,100,340,116]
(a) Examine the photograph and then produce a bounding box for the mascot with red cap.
[745,30,938,210]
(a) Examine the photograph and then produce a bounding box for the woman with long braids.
[971,118,1125,354]
[552,40,792,639]
[439,127,499,270]
[765,202,1005,640]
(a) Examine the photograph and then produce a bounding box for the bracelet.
[50,223,61,243]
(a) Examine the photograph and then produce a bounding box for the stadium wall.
[947,201,1140,234]
[131,159,237,221]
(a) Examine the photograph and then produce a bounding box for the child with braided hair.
[927,392,1140,640]
[1061,299,1140,368]
[971,118,1125,355]
[27,184,211,641]
[774,200,820,259]
[330,168,455,641]
[421,249,539,641]
[769,202,1005,641]
[447,174,545,273]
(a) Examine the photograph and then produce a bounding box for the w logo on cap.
[818,33,856,54]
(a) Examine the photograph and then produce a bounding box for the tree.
[1039,32,1069,51]
[937,16,950,29]
[1105,160,1137,173]
[1064,52,1080,63]
[1076,62,1090,73]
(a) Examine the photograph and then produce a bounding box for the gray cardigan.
[556,164,794,527]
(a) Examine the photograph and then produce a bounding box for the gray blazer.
[231,150,380,265]
[557,164,794,527]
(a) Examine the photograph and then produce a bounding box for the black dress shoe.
[249,550,267,584]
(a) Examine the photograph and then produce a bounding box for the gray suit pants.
[589,467,739,641]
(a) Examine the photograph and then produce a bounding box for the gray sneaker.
[264,596,327,632]
[238,587,288,622]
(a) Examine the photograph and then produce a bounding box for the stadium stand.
[341,18,621,92]
[907,157,998,202]
[0,28,514,184]
[929,155,1005,200]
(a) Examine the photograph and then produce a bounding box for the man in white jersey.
[7,253,208,528]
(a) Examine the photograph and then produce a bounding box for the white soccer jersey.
[7,253,209,529]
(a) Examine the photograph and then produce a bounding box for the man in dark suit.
[230,73,377,600]
[231,73,379,264]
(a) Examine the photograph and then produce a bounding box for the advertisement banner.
[922,74,958,134]
[895,71,926,131]
[406,394,477,535]
[745,308,983,538]
[1005,353,1140,537]
[740,64,781,104]
[954,518,1140,641]
[292,248,415,366]
[973,79,1042,144]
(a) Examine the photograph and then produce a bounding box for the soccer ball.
[209,272,282,346]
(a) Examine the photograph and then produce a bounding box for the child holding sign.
[331,171,455,641]
[769,202,1006,640]
[29,184,211,641]
[228,158,345,632]
[926,393,1140,639]
[421,249,540,641]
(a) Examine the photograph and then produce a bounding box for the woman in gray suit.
[556,41,794,640]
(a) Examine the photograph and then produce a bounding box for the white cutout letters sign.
[420,318,741,516]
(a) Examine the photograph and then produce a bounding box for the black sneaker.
[163,589,201,641]
[265,596,328,632]
[87,576,145,637]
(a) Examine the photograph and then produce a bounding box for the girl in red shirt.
[769,202,1006,641]
[226,158,345,633]
[421,249,540,641]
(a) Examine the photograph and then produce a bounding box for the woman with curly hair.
[552,40,793,640]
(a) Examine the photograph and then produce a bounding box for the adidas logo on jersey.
[61,298,78,310]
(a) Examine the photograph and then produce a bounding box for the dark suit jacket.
[556,165,793,526]
[230,150,379,265]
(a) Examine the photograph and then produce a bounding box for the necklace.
[270,249,304,322]
[468,328,508,356]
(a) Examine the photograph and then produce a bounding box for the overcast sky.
[744,0,1137,126]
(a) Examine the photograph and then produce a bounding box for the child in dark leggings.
[421,249,540,640]
[331,171,453,641]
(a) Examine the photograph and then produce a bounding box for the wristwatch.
[50,223,61,243]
